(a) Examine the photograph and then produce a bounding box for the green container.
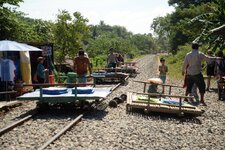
[67,72,77,83]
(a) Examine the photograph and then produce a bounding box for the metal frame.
[16,83,113,104]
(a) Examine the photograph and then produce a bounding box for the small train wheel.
[36,102,49,112]
[113,97,123,103]
[109,100,118,108]
[120,94,127,102]
[144,108,149,114]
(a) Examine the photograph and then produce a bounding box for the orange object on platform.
[49,75,55,84]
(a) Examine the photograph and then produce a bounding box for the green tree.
[0,0,23,40]
[168,0,211,8]
[53,10,90,63]
[190,0,225,51]
[15,13,54,42]
[152,0,216,54]
[151,15,171,53]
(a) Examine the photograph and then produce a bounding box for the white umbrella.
[0,40,42,51]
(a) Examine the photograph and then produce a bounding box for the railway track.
[0,79,123,150]
[0,99,108,150]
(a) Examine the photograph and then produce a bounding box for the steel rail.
[0,111,37,136]
[37,81,118,149]
[38,114,83,150]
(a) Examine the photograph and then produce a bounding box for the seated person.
[116,53,124,67]
[107,48,118,68]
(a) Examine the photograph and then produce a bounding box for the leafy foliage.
[151,15,171,52]
[53,10,90,63]
[168,0,211,8]
[0,0,23,40]
[152,0,225,54]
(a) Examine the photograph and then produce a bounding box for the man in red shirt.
[74,50,92,83]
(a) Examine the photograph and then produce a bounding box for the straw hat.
[37,56,44,62]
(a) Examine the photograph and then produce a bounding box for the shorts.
[77,74,87,84]
[187,73,205,94]
[159,75,166,84]
[108,63,116,68]
[206,65,215,76]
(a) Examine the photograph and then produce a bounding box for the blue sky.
[17,0,174,34]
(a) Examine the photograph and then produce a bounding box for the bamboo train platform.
[126,92,204,116]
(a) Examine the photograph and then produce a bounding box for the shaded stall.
[0,40,42,100]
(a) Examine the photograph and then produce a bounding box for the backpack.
[218,58,225,73]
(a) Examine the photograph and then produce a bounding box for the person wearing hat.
[37,57,47,83]
[182,43,220,106]
[159,57,168,93]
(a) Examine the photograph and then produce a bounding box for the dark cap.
[109,48,114,51]
[160,58,165,61]
[79,47,84,51]
[192,42,199,49]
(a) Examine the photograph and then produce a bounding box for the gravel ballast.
[0,55,225,150]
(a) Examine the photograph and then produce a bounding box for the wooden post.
[179,97,182,116]
[169,86,172,95]
[144,83,146,93]
[74,86,77,99]
[40,86,43,101]
[93,77,96,87]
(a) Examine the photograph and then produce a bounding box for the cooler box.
[67,72,77,83]
[42,87,68,95]
[72,87,95,94]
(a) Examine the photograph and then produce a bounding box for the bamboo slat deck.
[126,92,204,116]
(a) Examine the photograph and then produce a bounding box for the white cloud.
[83,6,174,34]
[18,0,174,34]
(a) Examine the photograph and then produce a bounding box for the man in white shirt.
[1,58,16,82]
[182,42,218,106]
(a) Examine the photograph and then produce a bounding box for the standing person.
[12,55,21,81]
[0,56,16,100]
[159,58,168,93]
[206,50,216,91]
[107,48,118,68]
[215,50,225,79]
[215,50,225,100]
[117,53,124,67]
[37,57,47,83]
[183,65,199,102]
[182,42,219,106]
[74,50,92,84]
